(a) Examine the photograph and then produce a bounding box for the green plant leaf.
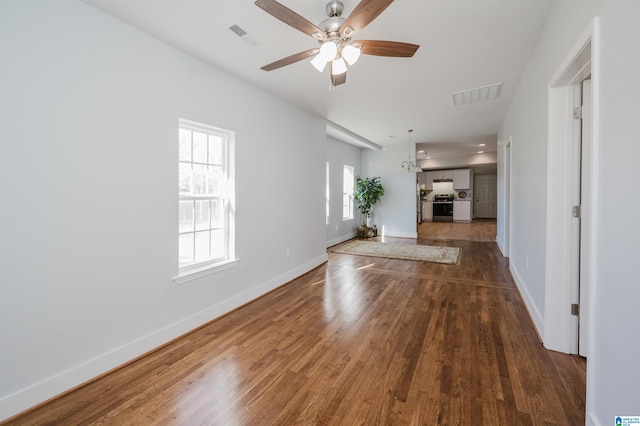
[354,176,384,218]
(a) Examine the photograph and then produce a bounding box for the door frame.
[498,138,512,257]
[497,138,512,257]
[544,18,599,356]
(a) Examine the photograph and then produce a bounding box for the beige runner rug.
[332,240,460,265]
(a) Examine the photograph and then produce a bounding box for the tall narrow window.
[178,119,236,280]
[343,165,354,220]
[326,162,330,225]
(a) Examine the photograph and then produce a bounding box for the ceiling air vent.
[226,23,260,47]
[452,82,503,106]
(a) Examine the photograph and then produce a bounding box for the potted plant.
[354,176,384,236]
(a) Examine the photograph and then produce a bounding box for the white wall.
[326,137,361,246]
[497,0,640,424]
[0,1,328,419]
[362,143,417,239]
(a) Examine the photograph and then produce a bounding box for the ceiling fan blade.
[330,62,347,86]
[355,40,419,57]
[340,0,394,37]
[255,0,326,40]
[261,48,320,71]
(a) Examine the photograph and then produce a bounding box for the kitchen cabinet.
[453,200,471,222]
[422,201,433,221]
[417,172,427,188]
[453,169,471,189]
[424,171,434,190]
[432,170,453,180]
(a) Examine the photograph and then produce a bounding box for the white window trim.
[173,258,239,285]
[342,165,355,220]
[176,118,237,284]
[326,161,330,225]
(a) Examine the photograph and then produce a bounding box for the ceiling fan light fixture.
[310,53,328,72]
[331,57,347,75]
[255,0,421,86]
[342,44,361,65]
[319,40,338,62]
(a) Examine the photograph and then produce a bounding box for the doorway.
[544,19,599,358]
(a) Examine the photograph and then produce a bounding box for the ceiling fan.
[255,0,419,86]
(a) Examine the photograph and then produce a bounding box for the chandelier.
[399,129,420,172]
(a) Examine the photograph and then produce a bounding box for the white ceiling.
[82,0,553,159]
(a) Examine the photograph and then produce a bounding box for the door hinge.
[573,106,583,120]
[572,205,581,218]
[571,303,580,316]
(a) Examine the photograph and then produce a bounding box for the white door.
[578,78,592,357]
[570,78,592,358]
[474,175,497,218]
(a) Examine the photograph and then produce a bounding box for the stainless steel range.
[433,194,454,222]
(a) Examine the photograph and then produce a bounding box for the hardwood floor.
[4,221,586,425]
[418,219,497,242]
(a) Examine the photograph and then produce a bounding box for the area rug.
[332,240,460,265]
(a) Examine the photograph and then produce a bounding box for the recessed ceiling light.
[426,156,431,159]
[477,151,484,154]
[418,150,425,153]
[479,143,486,147]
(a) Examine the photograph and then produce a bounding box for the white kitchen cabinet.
[422,201,433,221]
[453,200,471,222]
[453,169,471,189]
[424,171,434,190]
[417,172,426,188]
[432,170,453,180]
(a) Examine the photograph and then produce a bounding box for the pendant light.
[399,129,420,172]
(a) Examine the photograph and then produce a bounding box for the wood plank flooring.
[4,220,586,425]
[418,218,497,242]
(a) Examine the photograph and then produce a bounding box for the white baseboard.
[326,232,356,248]
[0,254,328,421]
[496,237,507,257]
[509,263,544,339]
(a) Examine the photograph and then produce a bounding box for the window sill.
[174,258,239,285]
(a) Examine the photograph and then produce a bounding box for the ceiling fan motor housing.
[320,1,346,37]
[326,1,344,17]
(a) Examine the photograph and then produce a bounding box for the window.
[177,119,236,282]
[326,162,330,225]
[342,165,354,220]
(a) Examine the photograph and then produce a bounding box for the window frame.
[175,118,237,284]
[326,161,330,225]
[342,165,355,221]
